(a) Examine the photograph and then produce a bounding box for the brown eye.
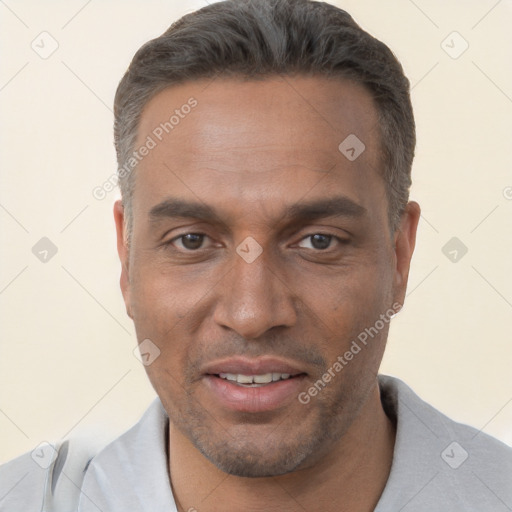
[173,233,206,250]
[298,234,333,250]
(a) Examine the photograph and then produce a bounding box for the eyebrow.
[148,196,366,226]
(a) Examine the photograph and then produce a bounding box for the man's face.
[115,76,418,477]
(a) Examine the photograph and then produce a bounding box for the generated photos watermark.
[92,97,198,200]
[298,301,402,404]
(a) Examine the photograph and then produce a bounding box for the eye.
[297,234,340,250]
[170,233,209,251]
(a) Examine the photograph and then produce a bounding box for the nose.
[213,248,297,340]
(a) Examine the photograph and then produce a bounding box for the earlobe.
[113,200,133,319]
[393,201,421,304]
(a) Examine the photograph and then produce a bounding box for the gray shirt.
[1,375,511,511]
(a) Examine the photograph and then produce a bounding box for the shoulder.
[379,374,512,461]
[377,375,512,511]
[0,398,166,512]
[0,437,100,512]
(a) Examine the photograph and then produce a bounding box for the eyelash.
[166,232,347,252]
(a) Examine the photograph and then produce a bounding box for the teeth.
[253,373,273,384]
[218,373,293,384]
[237,374,253,384]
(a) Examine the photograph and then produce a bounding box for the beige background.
[1,0,511,464]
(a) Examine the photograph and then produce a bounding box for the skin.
[114,76,420,512]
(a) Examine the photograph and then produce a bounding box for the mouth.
[201,357,308,413]
[216,372,300,386]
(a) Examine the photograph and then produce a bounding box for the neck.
[168,382,395,512]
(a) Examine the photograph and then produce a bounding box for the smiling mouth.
[204,365,307,412]
[215,372,304,387]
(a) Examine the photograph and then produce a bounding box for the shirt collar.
[79,398,176,511]
[374,375,454,510]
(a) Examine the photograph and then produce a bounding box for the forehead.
[132,76,385,223]
[137,75,379,163]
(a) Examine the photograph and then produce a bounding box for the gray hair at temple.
[114,0,415,246]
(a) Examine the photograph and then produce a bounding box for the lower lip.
[203,375,306,413]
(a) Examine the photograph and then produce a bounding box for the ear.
[114,200,133,319]
[392,201,421,308]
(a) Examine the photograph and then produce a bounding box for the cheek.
[129,261,213,387]
[318,261,392,317]
[129,256,210,329]
[144,361,182,402]
[307,260,394,358]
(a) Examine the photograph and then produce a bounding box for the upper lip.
[202,356,306,376]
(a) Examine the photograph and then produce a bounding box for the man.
[1,0,511,510]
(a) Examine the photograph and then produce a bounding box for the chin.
[201,443,309,478]
[189,426,324,478]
